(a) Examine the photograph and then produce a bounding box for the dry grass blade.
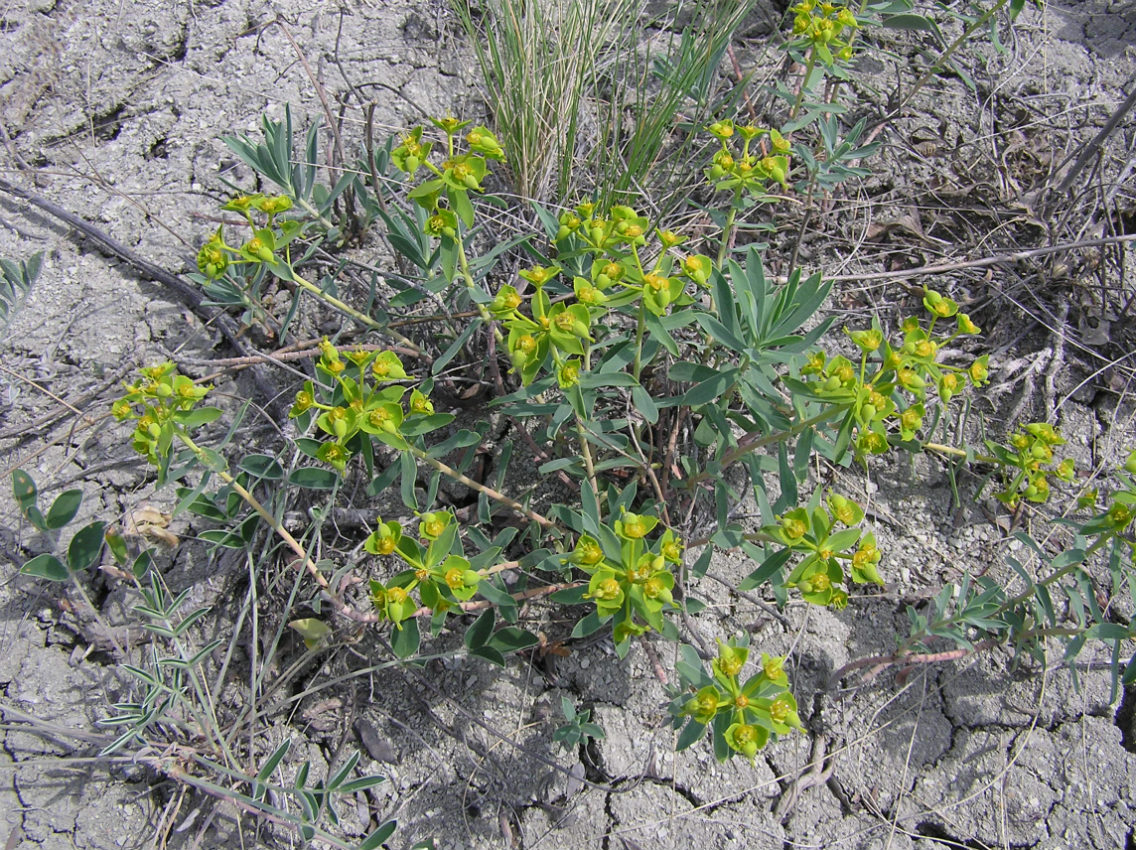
[452,0,634,203]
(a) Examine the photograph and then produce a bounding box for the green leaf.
[676,719,706,752]
[391,618,421,658]
[132,550,153,580]
[327,751,362,791]
[175,407,224,428]
[431,321,480,376]
[45,489,83,530]
[339,773,387,794]
[578,371,639,389]
[254,739,292,801]
[360,821,398,850]
[67,521,107,573]
[549,585,588,604]
[487,626,538,654]
[470,645,507,666]
[477,577,518,623]
[738,545,793,591]
[295,437,323,459]
[465,608,495,649]
[399,451,418,510]
[571,609,606,639]
[694,313,747,353]
[426,429,483,458]
[288,467,339,490]
[401,413,457,437]
[690,546,713,578]
[11,468,37,511]
[290,618,333,650]
[825,527,862,552]
[679,367,740,407]
[20,553,70,582]
[237,454,284,480]
[1088,623,1132,641]
[12,469,45,530]
[884,12,944,43]
[631,384,658,424]
[198,447,228,473]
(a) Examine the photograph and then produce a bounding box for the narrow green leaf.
[477,577,518,623]
[339,774,387,794]
[631,384,658,424]
[1088,623,1132,641]
[431,321,479,376]
[737,545,793,591]
[679,368,740,407]
[399,451,418,510]
[580,481,601,535]
[426,429,483,458]
[360,821,398,850]
[328,751,361,790]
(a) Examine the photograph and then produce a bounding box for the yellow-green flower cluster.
[113,363,214,464]
[365,510,483,626]
[195,194,300,280]
[290,340,447,472]
[704,120,791,196]
[790,0,860,64]
[987,422,1074,508]
[766,491,881,608]
[491,265,595,387]
[496,205,700,385]
[801,288,986,459]
[569,513,682,645]
[680,639,801,760]
[395,119,505,239]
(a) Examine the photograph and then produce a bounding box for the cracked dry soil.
[1,1,1136,848]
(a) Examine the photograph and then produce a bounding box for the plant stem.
[789,48,818,121]
[632,304,647,383]
[456,234,504,343]
[298,198,335,232]
[719,404,849,470]
[176,433,379,624]
[408,580,579,620]
[717,196,739,268]
[894,0,1010,116]
[290,269,422,355]
[922,441,998,465]
[409,446,555,529]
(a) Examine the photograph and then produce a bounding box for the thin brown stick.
[823,232,1136,284]
[412,448,556,529]
[828,639,1001,688]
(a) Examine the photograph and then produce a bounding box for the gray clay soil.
[1,1,1136,849]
